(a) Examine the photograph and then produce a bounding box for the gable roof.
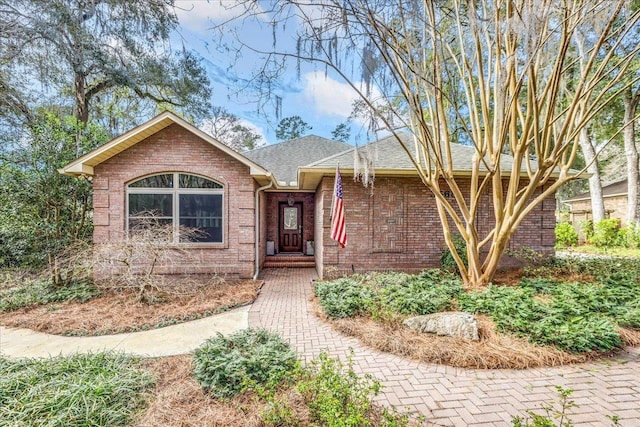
[564,179,628,203]
[243,135,351,186]
[297,132,551,190]
[59,111,273,185]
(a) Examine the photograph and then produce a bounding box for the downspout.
[254,179,274,280]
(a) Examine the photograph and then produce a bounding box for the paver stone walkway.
[249,268,640,427]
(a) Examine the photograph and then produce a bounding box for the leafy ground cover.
[0,273,261,335]
[0,352,154,427]
[314,257,640,369]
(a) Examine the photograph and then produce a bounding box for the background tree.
[331,122,352,143]
[202,106,264,152]
[0,112,108,268]
[0,0,211,126]
[275,115,312,140]
[0,0,215,269]
[623,84,640,224]
[223,0,640,287]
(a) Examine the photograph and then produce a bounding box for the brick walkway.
[249,268,640,427]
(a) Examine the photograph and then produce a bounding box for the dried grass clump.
[618,327,640,346]
[135,356,263,427]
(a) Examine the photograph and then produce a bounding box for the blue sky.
[173,1,370,145]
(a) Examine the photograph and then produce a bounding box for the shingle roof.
[308,132,539,173]
[564,179,628,203]
[244,135,351,185]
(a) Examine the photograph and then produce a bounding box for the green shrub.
[622,222,640,249]
[379,270,462,315]
[193,328,297,398]
[554,222,578,248]
[590,219,622,247]
[296,352,401,427]
[513,386,576,427]
[0,278,98,312]
[579,219,594,241]
[0,352,154,427]
[459,281,625,353]
[530,315,621,353]
[314,276,375,318]
[440,234,468,272]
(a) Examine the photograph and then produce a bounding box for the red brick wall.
[315,185,326,275]
[93,124,256,278]
[265,192,315,254]
[318,176,556,278]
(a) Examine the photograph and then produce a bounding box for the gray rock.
[403,312,479,341]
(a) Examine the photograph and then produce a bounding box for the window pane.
[128,193,173,217]
[128,174,174,188]
[179,194,223,242]
[179,174,222,189]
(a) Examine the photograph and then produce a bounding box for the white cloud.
[300,71,384,124]
[301,71,359,119]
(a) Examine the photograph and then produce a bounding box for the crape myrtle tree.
[221,0,640,287]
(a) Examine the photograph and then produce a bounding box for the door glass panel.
[283,207,298,230]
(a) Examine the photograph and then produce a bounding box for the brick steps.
[264,255,316,269]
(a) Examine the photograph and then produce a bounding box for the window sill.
[171,242,227,249]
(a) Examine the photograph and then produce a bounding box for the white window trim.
[126,172,225,245]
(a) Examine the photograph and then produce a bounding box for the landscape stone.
[403,311,479,341]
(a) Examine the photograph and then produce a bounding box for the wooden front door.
[279,202,303,252]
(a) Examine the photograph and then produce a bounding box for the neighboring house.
[562,179,630,227]
[61,111,557,279]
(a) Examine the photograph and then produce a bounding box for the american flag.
[330,166,347,248]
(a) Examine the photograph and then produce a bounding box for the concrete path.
[249,268,640,427]
[0,305,249,358]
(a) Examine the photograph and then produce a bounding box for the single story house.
[563,179,630,227]
[61,111,556,279]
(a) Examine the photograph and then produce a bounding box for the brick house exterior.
[563,179,630,229]
[62,111,557,279]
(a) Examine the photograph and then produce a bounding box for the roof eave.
[298,167,566,190]
[59,111,271,178]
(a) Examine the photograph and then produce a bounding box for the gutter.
[253,178,274,280]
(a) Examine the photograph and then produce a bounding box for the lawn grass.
[0,352,155,427]
[562,244,640,258]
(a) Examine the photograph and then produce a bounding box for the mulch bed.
[0,279,261,336]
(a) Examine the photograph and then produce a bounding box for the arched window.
[127,173,224,243]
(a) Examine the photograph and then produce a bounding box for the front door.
[279,202,303,252]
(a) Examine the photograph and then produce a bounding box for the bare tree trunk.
[579,128,606,223]
[624,88,640,224]
[75,73,89,124]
